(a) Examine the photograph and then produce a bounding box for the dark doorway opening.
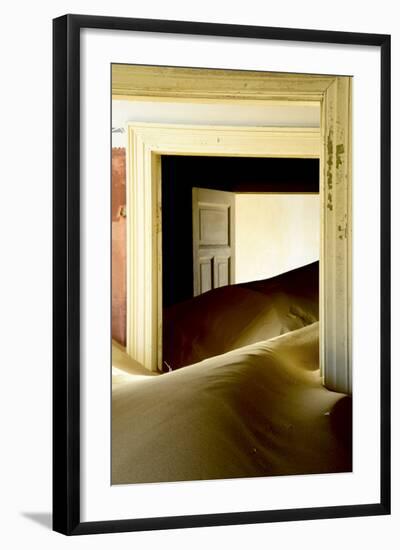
[161,155,319,309]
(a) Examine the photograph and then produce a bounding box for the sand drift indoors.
[112,263,352,484]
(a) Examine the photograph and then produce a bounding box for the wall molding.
[113,64,333,103]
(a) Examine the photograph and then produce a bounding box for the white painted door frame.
[117,66,352,394]
[126,125,323,364]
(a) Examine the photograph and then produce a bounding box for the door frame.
[117,66,352,394]
[127,125,323,367]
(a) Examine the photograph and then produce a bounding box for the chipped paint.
[336,143,345,169]
[326,134,346,210]
[327,130,333,191]
[337,215,348,240]
[326,130,334,212]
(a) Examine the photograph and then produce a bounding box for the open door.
[192,187,235,296]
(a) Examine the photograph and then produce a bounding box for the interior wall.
[112,148,127,346]
[235,193,320,283]
[112,99,320,147]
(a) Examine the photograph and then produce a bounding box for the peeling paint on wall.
[337,214,348,240]
[327,130,333,191]
[336,143,345,169]
[326,130,334,212]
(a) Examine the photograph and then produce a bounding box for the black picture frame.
[53,14,391,536]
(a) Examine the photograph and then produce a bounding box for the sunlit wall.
[235,193,319,283]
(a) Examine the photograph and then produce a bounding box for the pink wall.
[112,148,126,346]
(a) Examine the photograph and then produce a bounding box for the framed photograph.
[53,14,390,535]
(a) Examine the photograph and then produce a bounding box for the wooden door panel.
[214,256,230,288]
[199,257,213,294]
[198,204,230,246]
[193,187,235,296]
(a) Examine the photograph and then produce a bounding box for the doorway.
[124,120,351,394]
[161,155,319,309]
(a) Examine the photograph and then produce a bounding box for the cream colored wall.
[235,193,319,284]
[112,99,320,147]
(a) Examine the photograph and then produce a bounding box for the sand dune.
[112,323,351,485]
[163,261,319,370]
[112,262,351,485]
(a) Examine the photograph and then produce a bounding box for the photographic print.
[111,64,352,485]
[53,15,390,535]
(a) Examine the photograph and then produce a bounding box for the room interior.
[110,69,352,485]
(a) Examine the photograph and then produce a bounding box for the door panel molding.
[214,257,230,289]
[198,204,230,246]
[198,257,213,295]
